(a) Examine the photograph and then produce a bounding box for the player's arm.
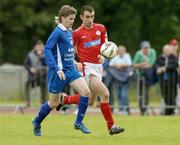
[73,46,80,70]
[98,55,105,64]
[98,25,107,63]
[72,30,83,71]
[101,25,108,43]
[44,30,66,80]
[44,31,60,72]
[74,45,83,71]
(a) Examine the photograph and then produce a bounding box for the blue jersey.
[44,24,75,72]
[44,24,82,94]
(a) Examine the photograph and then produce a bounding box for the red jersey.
[73,23,107,64]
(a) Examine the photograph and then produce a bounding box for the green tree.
[1,0,180,64]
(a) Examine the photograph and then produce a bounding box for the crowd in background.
[24,39,180,116]
[103,39,179,116]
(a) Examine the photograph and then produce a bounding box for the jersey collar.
[58,23,72,31]
[82,23,94,29]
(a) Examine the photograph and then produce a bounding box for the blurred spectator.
[109,45,132,115]
[155,44,178,115]
[169,38,179,58]
[169,38,180,111]
[133,41,156,115]
[24,40,47,108]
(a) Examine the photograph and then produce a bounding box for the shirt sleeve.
[44,29,60,72]
[101,25,108,44]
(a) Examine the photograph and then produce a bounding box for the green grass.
[0,114,180,145]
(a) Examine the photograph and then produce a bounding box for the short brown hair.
[58,5,77,22]
[80,5,95,15]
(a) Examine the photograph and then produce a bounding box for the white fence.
[0,64,27,102]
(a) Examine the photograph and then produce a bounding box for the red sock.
[100,102,115,130]
[64,94,80,104]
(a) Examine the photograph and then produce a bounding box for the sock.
[34,102,52,125]
[75,96,89,124]
[64,94,80,104]
[100,102,115,130]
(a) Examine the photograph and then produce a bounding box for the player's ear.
[80,15,83,20]
[61,16,66,22]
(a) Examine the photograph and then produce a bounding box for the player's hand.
[75,62,83,72]
[98,55,105,64]
[57,70,66,80]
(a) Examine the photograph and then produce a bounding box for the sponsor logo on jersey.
[84,39,101,48]
[68,48,74,52]
[69,37,73,45]
[80,35,87,39]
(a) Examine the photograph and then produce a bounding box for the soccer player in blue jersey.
[32,5,91,136]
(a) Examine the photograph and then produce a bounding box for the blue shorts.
[47,68,82,94]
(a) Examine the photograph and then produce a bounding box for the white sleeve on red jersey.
[99,24,108,44]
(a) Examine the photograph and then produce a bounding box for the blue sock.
[75,96,89,124]
[34,102,52,125]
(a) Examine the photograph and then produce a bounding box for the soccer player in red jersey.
[57,5,125,135]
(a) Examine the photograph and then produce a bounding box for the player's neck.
[82,23,94,29]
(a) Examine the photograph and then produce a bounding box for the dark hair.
[80,5,95,15]
[58,5,77,22]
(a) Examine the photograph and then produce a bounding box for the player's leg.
[40,79,47,104]
[56,65,97,109]
[32,93,60,136]
[88,90,97,106]
[56,90,96,111]
[89,75,113,128]
[56,75,90,110]
[69,77,91,134]
[89,75,125,135]
[57,88,97,110]
[56,92,81,111]
[63,93,81,105]
[32,69,65,136]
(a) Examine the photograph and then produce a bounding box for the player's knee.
[102,92,110,102]
[48,97,59,108]
[81,88,90,97]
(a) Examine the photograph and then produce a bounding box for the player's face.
[61,14,76,29]
[81,11,95,28]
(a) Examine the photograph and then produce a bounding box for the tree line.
[0,0,180,64]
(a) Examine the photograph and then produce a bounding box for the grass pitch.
[0,114,180,145]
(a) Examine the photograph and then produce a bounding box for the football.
[100,41,118,59]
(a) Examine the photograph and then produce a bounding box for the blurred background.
[1,0,180,115]
[1,0,180,63]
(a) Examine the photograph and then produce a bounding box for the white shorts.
[83,62,103,84]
